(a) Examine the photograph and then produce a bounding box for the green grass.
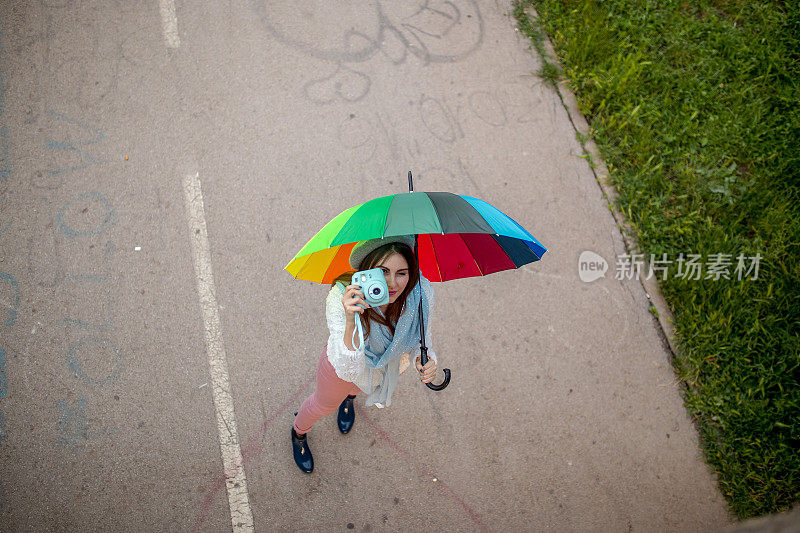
[513,0,800,520]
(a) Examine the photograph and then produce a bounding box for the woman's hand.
[415,355,437,383]
[342,284,370,322]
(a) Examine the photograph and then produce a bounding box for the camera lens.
[371,287,382,296]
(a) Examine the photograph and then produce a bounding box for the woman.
[291,235,439,473]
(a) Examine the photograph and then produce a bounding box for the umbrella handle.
[419,348,451,391]
[411,212,451,392]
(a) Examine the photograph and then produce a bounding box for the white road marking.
[159,0,181,48]
[183,172,254,532]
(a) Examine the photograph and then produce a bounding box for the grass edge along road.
[512,0,799,521]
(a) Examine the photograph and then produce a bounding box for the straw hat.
[349,235,415,270]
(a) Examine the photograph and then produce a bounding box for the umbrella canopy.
[285,191,546,283]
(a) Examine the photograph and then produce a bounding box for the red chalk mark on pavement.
[192,377,314,532]
[358,408,489,533]
[194,380,487,533]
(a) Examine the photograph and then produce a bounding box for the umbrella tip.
[408,170,413,192]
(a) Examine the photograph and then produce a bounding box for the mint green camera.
[352,268,390,308]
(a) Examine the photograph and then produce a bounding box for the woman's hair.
[332,241,420,339]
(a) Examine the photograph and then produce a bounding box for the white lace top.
[325,281,437,404]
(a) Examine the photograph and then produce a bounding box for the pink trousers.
[293,345,362,435]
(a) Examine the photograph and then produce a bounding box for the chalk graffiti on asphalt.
[55,189,123,446]
[66,337,123,386]
[30,111,122,449]
[334,82,550,195]
[56,396,115,449]
[46,110,106,176]
[253,0,485,103]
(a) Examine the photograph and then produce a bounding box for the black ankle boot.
[291,427,313,473]
[337,395,356,434]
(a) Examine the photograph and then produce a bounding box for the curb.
[523,6,680,360]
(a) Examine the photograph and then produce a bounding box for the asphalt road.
[0,1,733,531]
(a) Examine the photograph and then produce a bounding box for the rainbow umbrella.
[285,173,547,389]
